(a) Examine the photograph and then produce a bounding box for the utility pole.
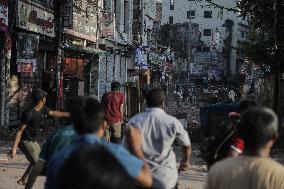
[186,2,192,84]
[274,0,284,115]
[54,0,65,125]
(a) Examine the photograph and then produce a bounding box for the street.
[0,144,207,189]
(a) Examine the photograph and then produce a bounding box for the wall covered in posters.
[18,0,55,37]
[0,0,8,32]
[17,33,39,73]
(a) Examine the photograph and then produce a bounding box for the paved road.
[0,144,207,189]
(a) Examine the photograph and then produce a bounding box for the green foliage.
[243,28,275,65]
[238,0,275,29]
[238,0,276,65]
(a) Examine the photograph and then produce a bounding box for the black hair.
[70,97,105,134]
[55,144,136,189]
[142,84,153,97]
[111,81,121,91]
[146,88,165,108]
[31,89,47,104]
[239,107,278,150]
[240,100,258,112]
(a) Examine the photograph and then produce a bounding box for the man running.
[10,89,70,185]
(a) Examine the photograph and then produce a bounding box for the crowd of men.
[8,81,284,189]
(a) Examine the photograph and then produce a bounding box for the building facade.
[161,0,249,75]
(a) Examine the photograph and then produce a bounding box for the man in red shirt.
[102,81,125,143]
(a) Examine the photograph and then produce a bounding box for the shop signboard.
[101,11,114,38]
[18,0,55,37]
[190,63,208,76]
[17,33,39,73]
[63,0,98,42]
[64,13,97,42]
[0,0,8,32]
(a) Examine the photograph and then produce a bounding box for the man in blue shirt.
[46,97,152,189]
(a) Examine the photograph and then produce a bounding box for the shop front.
[61,1,99,109]
[9,0,56,126]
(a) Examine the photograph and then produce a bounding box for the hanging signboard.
[18,0,55,37]
[135,47,148,70]
[101,11,114,38]
[0,0,8,32]
[17,33,39,73]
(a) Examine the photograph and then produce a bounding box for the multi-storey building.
[161,0,250,75]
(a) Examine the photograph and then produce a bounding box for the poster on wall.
[17,33,39,73]
[17,59,35,73]
[18,0,55,37]
[0,0,8,32]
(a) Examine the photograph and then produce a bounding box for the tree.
[238,0,281,113]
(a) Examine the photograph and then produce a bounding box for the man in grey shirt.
[123,88,192,189]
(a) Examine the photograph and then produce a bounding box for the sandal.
[17,178,27,185]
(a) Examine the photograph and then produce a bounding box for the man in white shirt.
[123,88,192,189]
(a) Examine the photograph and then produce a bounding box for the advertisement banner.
[101,11,114,38]
[17,33,39,73]
[18,0,55,37]
[0,0,8,32]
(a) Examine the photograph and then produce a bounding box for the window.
[170,0,174,10]
[204,29,211,36]
[187,11,195,19]
[204,11,212,18]
[241,31,245,38]
[169,16,173,24]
